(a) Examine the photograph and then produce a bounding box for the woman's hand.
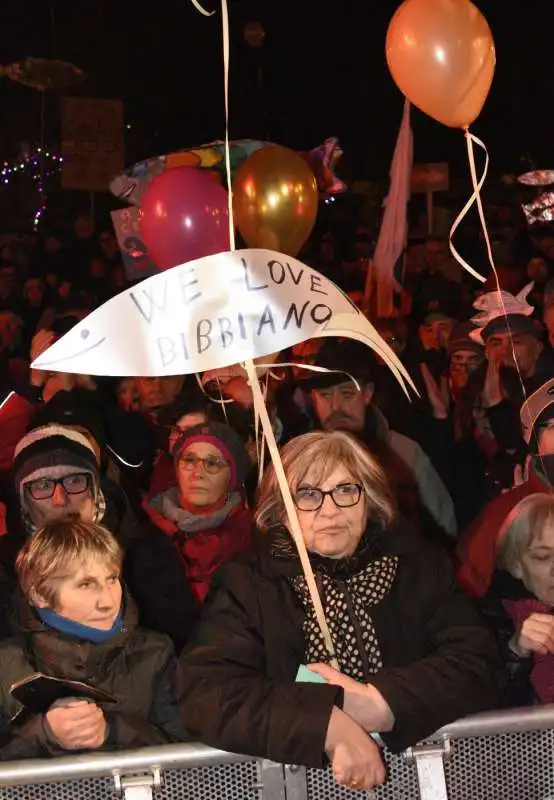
[29,329,56,387]
[75,374,97,391]
[221,377,254,409]
[420,363,450,420]
[42,372,76,403]
[511,613,554,657]
[45,700,107,750]
[325,706,386,791]
[309,663,394,733]
[482,358,503,408]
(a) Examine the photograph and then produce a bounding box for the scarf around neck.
[151,487,241,534]
[290,555,398,680]
[36,605,124,644]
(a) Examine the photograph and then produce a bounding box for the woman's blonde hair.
[255,430,395,533]
[16,518,123,607]
[496,494,554,574]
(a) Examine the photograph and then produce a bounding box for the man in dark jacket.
[301,338,457,542]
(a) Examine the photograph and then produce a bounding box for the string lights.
[0,147,63,227]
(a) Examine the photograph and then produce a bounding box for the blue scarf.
[36,606,124,644]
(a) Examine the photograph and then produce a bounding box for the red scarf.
[503,597,554,704]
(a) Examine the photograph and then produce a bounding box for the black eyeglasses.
[179,454,229,475]
[24,472,91,501]
[294,483,362,512]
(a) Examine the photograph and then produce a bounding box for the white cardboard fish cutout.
[32,248,416,395]
[470,282,535,344]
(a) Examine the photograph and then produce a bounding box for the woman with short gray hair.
[482,493,554,707]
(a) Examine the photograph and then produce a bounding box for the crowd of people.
[0,204,552,792]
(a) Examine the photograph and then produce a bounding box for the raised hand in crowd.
[420,363,450,420]
[482,358,504,408]
[29,329,56,387]
[510,613,554,658]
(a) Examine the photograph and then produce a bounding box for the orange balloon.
[233,145,318,257]
[386,0,496,129]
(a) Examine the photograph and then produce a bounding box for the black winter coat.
[479,569,537,708]
[179,524,506,767]
[0,592,188,759]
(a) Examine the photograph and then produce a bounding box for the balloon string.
[448,136,487,283]
[462,129,530,453]
[190,0,337,667]
[186,0,233,249]
[465,131,496,280]
[189,0,215,16]
[257,372,270,485]
[220,0,236,251]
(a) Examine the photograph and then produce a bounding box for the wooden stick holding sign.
[244,358,339,668]
[411,162,449,238]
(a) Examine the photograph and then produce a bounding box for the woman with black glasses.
[179,430,505,792]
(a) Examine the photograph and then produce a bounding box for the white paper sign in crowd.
[32,249,414,392]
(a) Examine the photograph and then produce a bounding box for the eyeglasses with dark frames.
[294,483,363,512]
[24,472,91,501]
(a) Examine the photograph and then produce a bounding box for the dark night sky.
[0,0,553,181]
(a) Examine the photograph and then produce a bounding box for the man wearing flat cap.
[301,337,457,542]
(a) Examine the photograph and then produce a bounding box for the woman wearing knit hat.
[145,422,252,604]
[13,425,105,535]
[9,424,198,653]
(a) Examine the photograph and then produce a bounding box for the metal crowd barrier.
[0,706,553,800]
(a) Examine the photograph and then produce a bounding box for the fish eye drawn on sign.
[32,249,416,395]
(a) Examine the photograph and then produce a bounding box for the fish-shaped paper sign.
[31,249,415,395]
[517,170,554,187]
[470,283,534,343]
[522,191,554,226]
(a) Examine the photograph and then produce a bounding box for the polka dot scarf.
[290,556,398,680]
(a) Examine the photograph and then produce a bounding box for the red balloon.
[140,167,230,270]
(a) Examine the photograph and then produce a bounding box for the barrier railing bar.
[0,705,553,787]
[0,741,251,786]
[436,704,554,740]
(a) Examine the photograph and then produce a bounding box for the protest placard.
[32,249,414,394]
[62,98,124,192]
[111,208,157,281]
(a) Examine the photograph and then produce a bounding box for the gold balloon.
[386,0,496,129]
[233,145,318,257]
